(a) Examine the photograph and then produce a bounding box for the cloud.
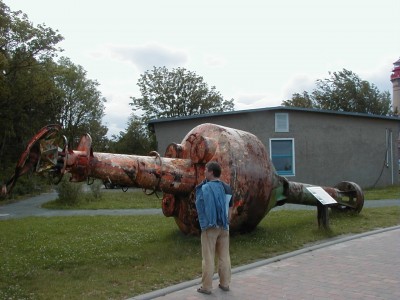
[281,74,318,100]
[232,73,320,111]
[359,58,395,96]
[234,92,281,111]
[102,97,131,136]
[108,43,189,72]
[279,65,394,102]
[203,55,226,67]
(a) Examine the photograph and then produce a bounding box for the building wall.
[281,111,398,188]
[151,109,399,188]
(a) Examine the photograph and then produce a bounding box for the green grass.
[0,206,399,300]
[42,189,161,209]
[41,184,400,210]
[363,184,399,200]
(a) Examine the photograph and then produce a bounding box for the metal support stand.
[317,202,330,229]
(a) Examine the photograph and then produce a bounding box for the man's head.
[205,161,221,180]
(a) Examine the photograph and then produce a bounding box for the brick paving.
[131,226,400,300]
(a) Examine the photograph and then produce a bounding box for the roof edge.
[148,106,399,124]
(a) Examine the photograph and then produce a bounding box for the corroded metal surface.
[1,124,62,195]
[1,123,364,235]
[283,180,364,213]
[163,123,277,235]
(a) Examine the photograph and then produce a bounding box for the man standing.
[195,161,233,295]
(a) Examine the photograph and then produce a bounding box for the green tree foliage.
[0,1,64,169]
[112,115,156,155]
[282,69,391,115]
[282,91,314,109]
[130,66,235,122]
[121,66,235,155]
[53,57,107,148]
[0,1,108,180]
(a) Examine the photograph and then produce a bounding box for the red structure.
[1,123,364,235]
[390,58,400,81]
[391,58,400,114]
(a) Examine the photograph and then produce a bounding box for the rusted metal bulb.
[162,123,281,235]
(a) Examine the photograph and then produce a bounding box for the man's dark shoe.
[197,287,211,295]
[218,284,229,291]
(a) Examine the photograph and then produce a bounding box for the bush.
[0,170,51,200]
[86,179,103,202]
[55,177,82,206]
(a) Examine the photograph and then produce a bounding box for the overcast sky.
[5,0,400,137]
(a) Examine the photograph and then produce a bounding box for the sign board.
[306,186,337,205]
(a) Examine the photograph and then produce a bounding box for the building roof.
[148,106,400,124]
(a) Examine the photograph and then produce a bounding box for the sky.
[5,0,400,138]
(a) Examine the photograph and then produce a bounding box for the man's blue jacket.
[195,180,232,231]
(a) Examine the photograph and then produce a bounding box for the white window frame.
[275,113,289,132]
[269,138,295,176]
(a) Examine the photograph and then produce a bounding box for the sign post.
[306,186,337,228]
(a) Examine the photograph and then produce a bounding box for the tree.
[0,1,108,175]
[112,114,156,155]
[130,66,235,122]
[0,1,64,169]
[282,69,392,115]
[282,91,313,108]
[53,57,107,148]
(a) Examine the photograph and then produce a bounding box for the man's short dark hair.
[206,161,221,178]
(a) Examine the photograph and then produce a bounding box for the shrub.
[0,170,51,200]
[86,179,103,202]
[55,177,82,206]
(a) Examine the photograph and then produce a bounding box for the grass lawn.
[1,206,399,299]
[363,184,400,200]
[0,184,398,299]
[41,184,400,210]
[42,188,162,210]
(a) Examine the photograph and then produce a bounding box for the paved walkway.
[0,190,162,219]
[131,226,400,300]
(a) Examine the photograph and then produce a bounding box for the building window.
[270,138,295,176]
[275,113,289,132]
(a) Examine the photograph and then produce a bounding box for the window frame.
[269,138,295,176]
[275,113,289,132]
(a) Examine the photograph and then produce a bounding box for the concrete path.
[0,190,162,219]
[130,226,400,300]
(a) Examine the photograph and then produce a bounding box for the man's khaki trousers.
[200,227,231,291]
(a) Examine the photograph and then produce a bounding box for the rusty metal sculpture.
[1,123,364,235]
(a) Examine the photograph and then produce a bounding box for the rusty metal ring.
[52,135,68,185]
[142,151,162,198]
[87,177,95,185]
